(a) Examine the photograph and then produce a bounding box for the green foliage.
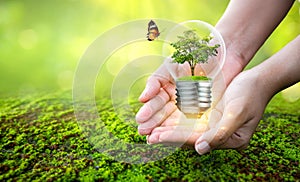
[0,1,299,94]
[0,91,299,181]
[170,30,220,75]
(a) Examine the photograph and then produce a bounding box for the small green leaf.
[170,30,220,76]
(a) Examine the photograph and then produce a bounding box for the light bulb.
[163,20,226,118]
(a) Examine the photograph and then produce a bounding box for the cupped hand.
[136,48,245,136]
[136,61,191,135]
[147,69,272,155]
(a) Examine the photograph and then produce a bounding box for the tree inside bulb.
[162,20,226,118]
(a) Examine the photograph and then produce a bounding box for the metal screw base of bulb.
[176,80,212,118]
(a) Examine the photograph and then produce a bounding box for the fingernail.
[146,135,152,145]
[196,141,210,155]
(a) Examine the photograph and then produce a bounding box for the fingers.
[162,82,176,101]
[160,109,182,126]
[164,60,192,79]
[148,122,208,145]
[146,110,209,145]
[139,76,162,103]
[139,65,173,103]
[148,129,199,145]
[136,88,170,123]
[137,100,177,135]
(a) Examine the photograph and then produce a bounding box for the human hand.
[136,61,191,135]
[147,69,272,154]
[136,48,245,136]
[194,34,300,154]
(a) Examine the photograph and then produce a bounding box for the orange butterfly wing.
[147,20,160,41]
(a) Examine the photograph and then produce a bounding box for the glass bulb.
[162,20,226,117]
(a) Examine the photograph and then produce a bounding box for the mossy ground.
[0,91,299,181]
[177,76,211,81]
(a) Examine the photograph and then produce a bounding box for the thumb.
[194,99,246,155]
[194,126,231,155]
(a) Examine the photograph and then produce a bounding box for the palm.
[144,50,248,146]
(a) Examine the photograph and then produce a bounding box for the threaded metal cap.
[176,80,212,117]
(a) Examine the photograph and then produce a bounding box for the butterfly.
[147,20,160,41]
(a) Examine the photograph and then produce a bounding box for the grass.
[0,91,299,181]
[177,76,211,81]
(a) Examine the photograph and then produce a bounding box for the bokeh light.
[281,83,300,103]
[0,0,299,96]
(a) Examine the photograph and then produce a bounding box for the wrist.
[248,67,276,103]
[216,26,256,69]
[217,31,251,85]
[215,0,294,69]
[254,35,300,98]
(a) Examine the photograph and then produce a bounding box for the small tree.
[170,30,220,76]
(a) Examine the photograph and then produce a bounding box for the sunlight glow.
[227,113,234,118]
[18,29,38,49]
[106,41,163,76]
[281,82,300,102]
[57,70,73,90]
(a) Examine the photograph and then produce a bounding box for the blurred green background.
[0,0,299,97]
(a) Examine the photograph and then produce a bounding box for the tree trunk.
[191,65,194,76]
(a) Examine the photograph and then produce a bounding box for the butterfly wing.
[147,20,160,41]
[148,20,157,31]
[147,29,159,41]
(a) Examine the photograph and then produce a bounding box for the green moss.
[0,91,299,181]
[177,75,211,81]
